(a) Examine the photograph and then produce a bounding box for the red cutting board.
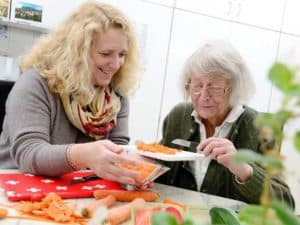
[0,171,124,201]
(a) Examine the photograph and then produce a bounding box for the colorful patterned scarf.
[60,85,121,139]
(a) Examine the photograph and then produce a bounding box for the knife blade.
[70,174,100,184]
[171,139,199,152]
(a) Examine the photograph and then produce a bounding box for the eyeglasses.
[187,84,230,97]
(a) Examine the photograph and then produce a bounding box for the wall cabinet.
[176,0,233,20]
[282,0,300,36]
[231,0,285,31]
[176,0,285,31]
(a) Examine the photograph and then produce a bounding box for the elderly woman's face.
[91,27,128,87]
[190,74,231,124]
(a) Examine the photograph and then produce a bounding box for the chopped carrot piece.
[81,195,116,218]
[14,192,85,223]
[137,143,178,155]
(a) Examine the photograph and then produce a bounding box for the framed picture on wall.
[10,0,43,24]
[0,0,11,19]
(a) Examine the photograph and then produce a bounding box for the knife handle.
[82,174,99,181]
[190,141,199,152]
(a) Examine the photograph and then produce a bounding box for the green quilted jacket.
[157,102,295,209]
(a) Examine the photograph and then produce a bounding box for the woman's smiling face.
[90,27,128,87]
[190,74,231,125]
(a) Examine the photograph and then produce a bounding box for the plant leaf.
[238,205,264,225]
[209,207,240,225]
[268,62,293,92]
[233,150,283,169]
[271,201,300,225]
[293,131,300,152]
[151,212,178,225]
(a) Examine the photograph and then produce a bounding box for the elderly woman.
[157,40,295,208]
[0,1,145,187]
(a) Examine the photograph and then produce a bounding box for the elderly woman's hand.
[199,137,253,182]
[69,140,143,186]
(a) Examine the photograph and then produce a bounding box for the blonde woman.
[0,1,144,186]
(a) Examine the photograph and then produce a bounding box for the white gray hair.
[181,40,255,106]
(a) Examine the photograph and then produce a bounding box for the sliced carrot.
[14,192,84,223]
[93,190,159,202]
[81,195,116,218]
[105,198,145,225]
[122,162,157,181]
[163,199,187,211]
[0,208,8,218]
[137,143,178,155]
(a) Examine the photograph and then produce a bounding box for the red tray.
[0,171,124,201]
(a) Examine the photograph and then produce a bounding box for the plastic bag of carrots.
[121,161,169,185]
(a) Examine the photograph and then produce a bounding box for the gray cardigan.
[0,69,130,176]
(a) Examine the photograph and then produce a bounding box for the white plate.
[122,145,204,161]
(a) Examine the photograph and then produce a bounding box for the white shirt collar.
[191,104,245,125]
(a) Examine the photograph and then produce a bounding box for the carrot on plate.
[137,143,178,155]
[81,195,116,218]
[105,198,145,225]
[93,190,159,202]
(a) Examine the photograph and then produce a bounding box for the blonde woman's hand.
[199,137,253,182]
[69,140,143,186]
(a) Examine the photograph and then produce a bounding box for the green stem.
[260,168,272,225]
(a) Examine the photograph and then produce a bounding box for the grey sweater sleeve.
[6,70,73,176]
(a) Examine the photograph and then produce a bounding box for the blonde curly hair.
[20,1,141,105]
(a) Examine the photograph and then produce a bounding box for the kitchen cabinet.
[145,0,175,7]
[282,0,300,36]
[231,0,285,31]
[176,0,233,20]
[176,0,285,31]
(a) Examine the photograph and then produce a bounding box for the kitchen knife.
[70,174,100,184]
[171,139,199,152]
